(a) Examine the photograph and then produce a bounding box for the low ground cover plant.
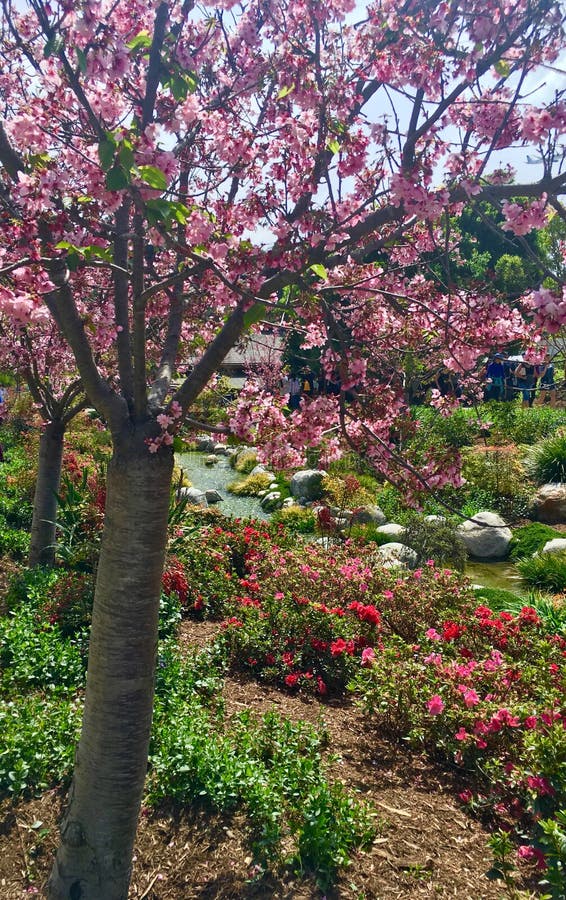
[526,432,566,484]
[509,523,564,561]
[149,645,374,889]
[517,552,566,592]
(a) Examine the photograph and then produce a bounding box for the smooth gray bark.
[29,420,65,568]
[47,429,174,899]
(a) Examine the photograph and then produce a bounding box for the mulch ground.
[0,619,536,899]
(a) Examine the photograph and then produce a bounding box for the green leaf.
[76,48,87,74]
[137,165,168,191]
[327,138,340,155]
[243,303,266,330]
[277,83,295,100]
[126,31,152,51]
[105,166,129,191]
[98,141,116,172]
[494,59,510,77]
[43,36,64,58]
[309,263,327,280]
[83,245,112,262]
[185,71,198,94]
[118,143,136,173]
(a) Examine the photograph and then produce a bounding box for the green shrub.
[228,472,273,496]
[463,447,530,499]
[507,406,566,445]
[0,605,87,694]
[472,586,527,608]
[526,432,566,484]
[348,523,399,545]
[0,694,82,796]
[509,523,564,561]
[231,450,259,474]
[322,474,374,508]
[271,506,316,534]
[517,552,566,592]
[42,572,94,636]
[0,525,30,560]
[411,406,477,449]
[402,517,467,571]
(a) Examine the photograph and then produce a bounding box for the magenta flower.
[426,695,445,715]
[361,647,376,667]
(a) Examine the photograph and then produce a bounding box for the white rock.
[541,538,566,554]
[457,511,511,559]
[376,542,418,569]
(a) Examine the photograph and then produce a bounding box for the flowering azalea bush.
[352,599,566,885]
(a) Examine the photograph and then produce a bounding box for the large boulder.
[532,484,566,525]
[350,505,387,526]
[376,542,418,569]
[457,511,511,559]
[541,538,566,554]
[204,490,223,505]
[195,436,216,453]
[180,487,208,508]
[376,523,406,538]
[290,469,326,502]
[260,491,283,511]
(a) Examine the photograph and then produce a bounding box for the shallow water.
[465,560,528,597]
[176,451,269,520]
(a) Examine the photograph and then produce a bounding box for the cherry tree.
[0,0,565,896]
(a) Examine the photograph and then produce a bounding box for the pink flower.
[426,695,445,715]
[361,647,376,667]
[455,727,468,741]
[425,628,441,641]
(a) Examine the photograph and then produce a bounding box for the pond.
[176,451,269,520]
[465,560,528,597]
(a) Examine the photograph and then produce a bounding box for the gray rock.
[376,542,418,569]
[376,523,406,538]
[425,514,447,523]
[180,487,208,508]
[541,538,566,554]
[195,436,216,453]
[260,491,282,511]
[350,505,387,526]
[214,443,230,456]
[204,454,218,466]
[250,465,275,480]
[204,490,223,505]
[532,484,566,525]
[457,511,511,559]
[282,498,296,508]
[290,469,326,501]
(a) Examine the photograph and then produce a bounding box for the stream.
[176,451,269,520]
[176,451,527,596]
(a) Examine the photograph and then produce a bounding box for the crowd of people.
[483,352,559,407]
[284,368,342,409]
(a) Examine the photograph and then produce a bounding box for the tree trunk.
[29,419,65,568]
[47,430,174,900]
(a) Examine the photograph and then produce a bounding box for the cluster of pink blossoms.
[146,401,183,453]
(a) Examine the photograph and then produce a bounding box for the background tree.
[0,1,565,897]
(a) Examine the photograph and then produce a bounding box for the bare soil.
[0,619,534,899]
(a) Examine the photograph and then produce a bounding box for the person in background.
[514,357,537,408]
[537,353,558,407]
[484,353,506,401]
[288,373,302,410]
